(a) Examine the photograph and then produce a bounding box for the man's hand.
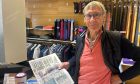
[59,62,70,70]
[111,74,122,84]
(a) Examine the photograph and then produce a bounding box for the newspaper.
[29,53,74,84]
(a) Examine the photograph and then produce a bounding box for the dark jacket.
[69,30,140,84]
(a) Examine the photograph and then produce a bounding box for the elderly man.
[60,1,140,84]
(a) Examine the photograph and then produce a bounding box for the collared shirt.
[78,32,112,84]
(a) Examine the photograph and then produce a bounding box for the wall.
[26,0,84,28]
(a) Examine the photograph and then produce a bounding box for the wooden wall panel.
[26,0,84,28]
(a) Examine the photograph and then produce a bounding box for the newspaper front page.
[29,53,74,84]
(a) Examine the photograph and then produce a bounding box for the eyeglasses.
[85,13,103,20]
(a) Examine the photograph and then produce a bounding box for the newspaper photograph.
[29,53,74,84]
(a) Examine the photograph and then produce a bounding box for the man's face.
[84,6,105,32]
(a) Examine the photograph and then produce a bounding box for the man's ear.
[103,14,106,22]
[102,14,106,24]
[102,14,106,27]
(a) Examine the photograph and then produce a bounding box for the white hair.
[83,1,106,15]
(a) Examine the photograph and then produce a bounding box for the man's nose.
[90,16,96,21]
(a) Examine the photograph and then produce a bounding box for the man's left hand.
[111,74,122,84]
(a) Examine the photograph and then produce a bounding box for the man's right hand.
[59,62,70,70]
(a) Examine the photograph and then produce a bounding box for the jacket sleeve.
[68,56,76,67]
[68,34,80,67]
[119,36,140,82]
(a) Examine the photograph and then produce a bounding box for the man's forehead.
[88,6,103,11]
[86,6,103,14]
